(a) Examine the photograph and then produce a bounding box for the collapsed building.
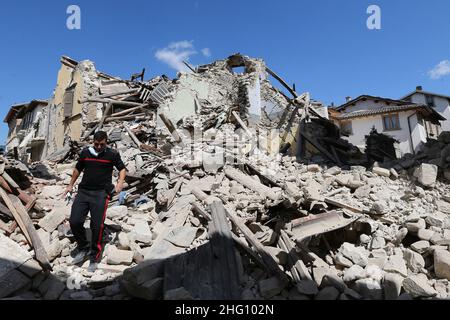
[1,54,450,301]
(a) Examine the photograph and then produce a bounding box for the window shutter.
[64,90,75,118]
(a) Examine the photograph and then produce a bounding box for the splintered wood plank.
[280,230,312,281]
[225,207,289,285]
[208,214,224,299]
[0,187,50,270]
[181,248,198,298]
[196,242,213,299]
[209,201,241,299]
[163,254,185,293]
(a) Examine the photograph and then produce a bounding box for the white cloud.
[201,48,211,57]
[428,60,450,80]
[155,41,197,72]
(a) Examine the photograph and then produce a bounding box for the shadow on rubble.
[0,224,445,301]
[0,222,246,300]
[0,252,128,300]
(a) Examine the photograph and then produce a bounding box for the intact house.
[401,86,450,132]
[4,99,49,162]
[330,95,446,157]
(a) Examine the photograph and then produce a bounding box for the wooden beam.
[225,208,289,284]
[1,172,20,189]
[124,124,142,149]
[191,202,212,221]
[299,127,338,165]
[182,61,197,73]
[208,200,242,299]
[0,188,51,270]
[265,66,298,99]
[324,197,368,214]
[231,111,253,137]
[104,113,147,123]
[280,230,312,281]
[0,176,43,213]
[0,202,13,218]
[232,233,269,271]
[81,98,143,107]
[108,104,150,118]
[158,112,183,145]
[82,102,112,141]
[224,167,280,201]
[79,89,138,103]
[166,178,183,209]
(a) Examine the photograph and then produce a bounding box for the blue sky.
[0,0,449,143]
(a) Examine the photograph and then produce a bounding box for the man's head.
[93,131,108,153]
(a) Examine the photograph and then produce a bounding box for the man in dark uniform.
[62,131,126,270]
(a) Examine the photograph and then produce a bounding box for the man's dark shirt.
[75,147,126,192]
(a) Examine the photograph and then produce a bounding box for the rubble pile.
[1,54,450,300]
[382,132,450,184]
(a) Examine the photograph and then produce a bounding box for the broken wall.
[44,60,101,158]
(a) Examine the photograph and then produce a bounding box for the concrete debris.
[1,53,450,301]
[354,277,383,300]
[106,246,134,266]
[403,274,437,298]
[434,250,450,281]
[315,286,340,300]
[383,272,403,300]
[372,167,391,178]
[258,276,287,299]
[338,242,369,267]
[414,164,438,188]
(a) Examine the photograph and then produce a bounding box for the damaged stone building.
[4,56,121,163]
[4,53,331,164]
[4,100,49,163]
[2,53,450,301]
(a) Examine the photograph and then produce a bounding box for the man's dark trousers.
[69,188,111,261]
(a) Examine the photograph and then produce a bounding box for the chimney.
[416,86,423,91]
[345,96,352,102]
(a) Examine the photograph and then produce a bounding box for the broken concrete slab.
[383,254,408,277]
[107,205,128,219]
[410,240,430,254]
[0,269,32,299]
[164,287,193,300]
[38,210,66,233]
[0,232,35,289]
[314,286,340,300]
[165,226,198,248]
[295,279,319,296]
[383,272,403,300]
[372,167,391,178]
[403,274,437,298]
[404,249,425,273]
[43,278,66,300]
[434,250,450,281]
[338,242,369,267]
[39,185,64,199]
[414,164,438,187]
[418,229,435,241]
[354,277,383,300]
[259,276,286,299]
[406,219,426,234]
[343,265,366,283]
[130,220,152,245]
[122,259,165,286]
[107,246,134,266]
[436,200,450,216]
